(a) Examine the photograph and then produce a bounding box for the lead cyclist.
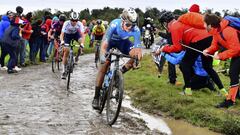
[60,11,85,79]
[92,7,142,109]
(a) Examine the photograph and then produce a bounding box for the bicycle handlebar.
[106,49,139,68]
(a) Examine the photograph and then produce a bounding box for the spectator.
[29,19,42,64]
[1,17,24,73]
[15,6,24,69]
[0,11,14,70]
[21,12,33,66]
[40,19,51,62]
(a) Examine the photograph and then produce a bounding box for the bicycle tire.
[52,49,57,73]
[106,70,124,126]
[67,55,73,90]
[57,50,62,71]
[98,87,108,114]
[95,45,100,69]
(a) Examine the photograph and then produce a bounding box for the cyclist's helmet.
[16,6,23,14]
[96,19,102,25]
[158,11,174,24]
[52,16,59,22]
[120,7,138,24]
[69,11,79,20]
[59,14,66,21]
[146,17,152,21]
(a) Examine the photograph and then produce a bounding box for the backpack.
[220,16,240,41]
[177,12,205,29]
[224,16,240,31]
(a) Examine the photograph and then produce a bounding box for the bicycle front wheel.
[95,45,100,69]
[106,70,124,126]
[98,87,108,114]
[67,55,73,90]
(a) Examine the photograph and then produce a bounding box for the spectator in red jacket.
[156,11,225,96]
[20,12,33,66]
[203,13,240,108]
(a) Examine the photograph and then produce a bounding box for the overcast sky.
[0,0,239,15]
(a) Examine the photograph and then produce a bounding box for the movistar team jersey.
[105,19,141,48]
[61,20,84,34]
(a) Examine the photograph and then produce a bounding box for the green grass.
[124,54,240,135]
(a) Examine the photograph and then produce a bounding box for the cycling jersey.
[61,20,84,34]
[105,19,141,48]
[51,21,63,37]
[92,24,105,36]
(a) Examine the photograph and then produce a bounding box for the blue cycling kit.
[104,19,141,54]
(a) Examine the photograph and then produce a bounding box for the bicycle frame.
[65,40,76,90]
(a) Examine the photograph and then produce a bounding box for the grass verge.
[124,54,240,135]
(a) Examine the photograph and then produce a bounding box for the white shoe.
[14,66,22,71]
[0,66,8,71]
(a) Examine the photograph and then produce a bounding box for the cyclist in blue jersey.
[60,11,85,79]
[92,7,142,109]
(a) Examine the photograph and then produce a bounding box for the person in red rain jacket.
[156,11,226,96]
[21,12,33,66]
[203,13,240,108]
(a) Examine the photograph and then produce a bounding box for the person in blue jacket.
[1,17,24,73]
[162,51,215,91]
[0,11,14,69]
[92,7,142,109]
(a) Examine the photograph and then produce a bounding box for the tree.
[79,8,91,22]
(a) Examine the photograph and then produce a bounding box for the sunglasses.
[71,19,78,22]
[124,21,133,27]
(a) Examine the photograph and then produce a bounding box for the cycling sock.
[94,86,101,99]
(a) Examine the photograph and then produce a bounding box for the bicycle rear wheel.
[106,70,123,126]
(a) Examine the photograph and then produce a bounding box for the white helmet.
[70,11,79,20]
[121,7,138,23]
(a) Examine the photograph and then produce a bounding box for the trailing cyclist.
[90,19,106,64]
[92,7,142,109]
[90,19,106,48]
[156,11,226,96]
[60,11,85,79]
[48,14,66,56]
[203,14,240,108]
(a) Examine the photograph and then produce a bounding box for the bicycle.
[98,48,138,126]
[94,40,101,69]
[51,38,62,72]
[65,40,79,90]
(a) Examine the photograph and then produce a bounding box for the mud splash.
[122,96,172,134]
